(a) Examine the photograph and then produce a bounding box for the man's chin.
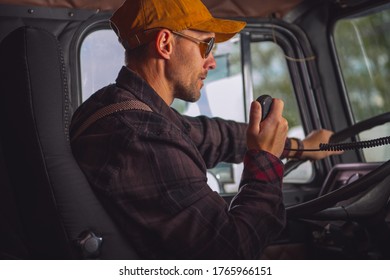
[177,94,200,103]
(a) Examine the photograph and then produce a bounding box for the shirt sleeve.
[183,115,248,168]
[183,115,296,165]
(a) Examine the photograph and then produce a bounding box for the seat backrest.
[0,26,138,259]
[0,142,29,259]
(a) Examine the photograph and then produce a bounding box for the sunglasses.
[171,31,215,59]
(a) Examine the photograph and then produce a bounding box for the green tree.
[250,42,300,128]
[334,10,390,121]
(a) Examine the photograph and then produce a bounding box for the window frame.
[243,21,333,185]
[70,12,113,108]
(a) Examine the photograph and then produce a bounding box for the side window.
[250,41,313,183]
[80,29,124,101]
[334,4,390,162]
[251,42,300,130]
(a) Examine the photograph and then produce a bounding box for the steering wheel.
[284,112,390,219]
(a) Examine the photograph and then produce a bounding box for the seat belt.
[71,99,152,141]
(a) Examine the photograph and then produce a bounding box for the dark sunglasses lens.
[205,37,215,58]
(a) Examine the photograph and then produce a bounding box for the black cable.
[286,136,390,152]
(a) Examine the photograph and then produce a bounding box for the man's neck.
[126,60,173,106]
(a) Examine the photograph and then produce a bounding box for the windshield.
[334,4,390,162]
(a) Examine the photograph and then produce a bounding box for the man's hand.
[301,129,344,160]
[246,99,288,158]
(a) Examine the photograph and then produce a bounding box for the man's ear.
[155,29,174,59]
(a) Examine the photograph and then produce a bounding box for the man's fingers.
[247,101,262,135]
[269,98,284,118]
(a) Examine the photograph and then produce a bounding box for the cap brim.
[191,17,246,43]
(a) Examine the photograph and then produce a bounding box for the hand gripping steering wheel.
[284,112,390,219]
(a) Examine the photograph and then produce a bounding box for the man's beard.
[173,81,201,103]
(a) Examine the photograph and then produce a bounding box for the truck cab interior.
[1,0,390,259]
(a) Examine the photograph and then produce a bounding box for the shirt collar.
[115,66,192,134]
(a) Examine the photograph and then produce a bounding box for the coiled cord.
[286,136,390,152]
[319,136,390,151]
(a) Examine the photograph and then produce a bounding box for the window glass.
[250,41,313,183]
[251,42,301,128]
[80,30,124,101]
[334,5,390,162]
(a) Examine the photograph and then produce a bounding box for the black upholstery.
[0,26,138,259]
[0,142,28,259]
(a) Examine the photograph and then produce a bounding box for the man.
[70,0,338,259]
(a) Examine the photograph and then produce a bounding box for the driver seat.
[0,26,138,259]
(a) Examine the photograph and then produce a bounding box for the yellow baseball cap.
[110,0,246,49]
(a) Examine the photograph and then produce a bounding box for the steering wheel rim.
[284,112,390,218]
[286,159,390,218]
[329,112,390,143]
[284,112,390,176]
